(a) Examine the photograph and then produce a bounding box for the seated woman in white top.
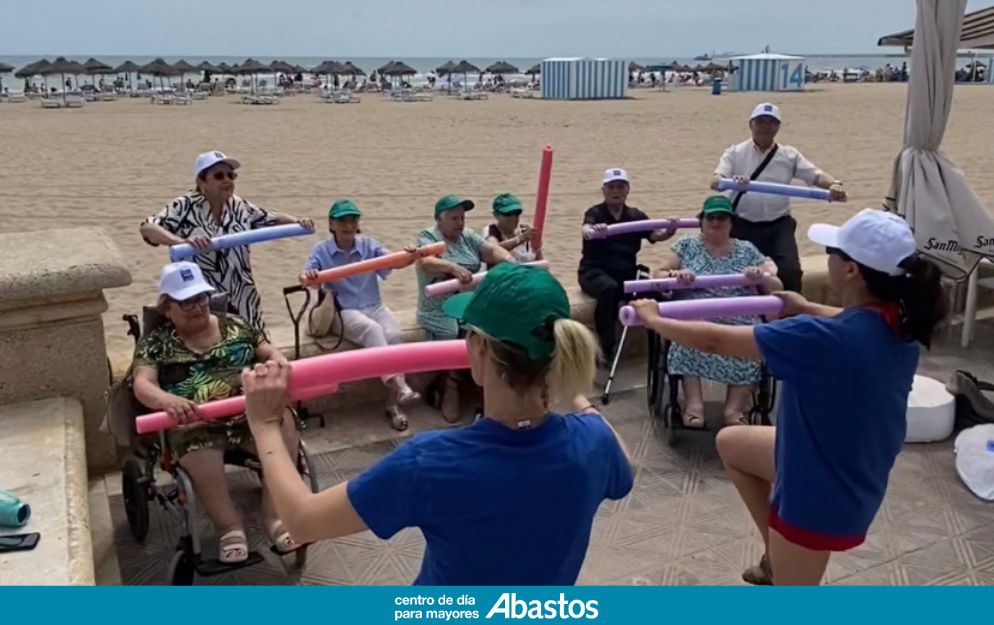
[483,193,538,264]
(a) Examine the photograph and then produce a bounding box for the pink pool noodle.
[304,242,446,286]
[531,145,553,253]
[619,295,784,327]
[135,340,470,434]
[587,218,700,239]
[624,273,769,294]
[424,260,550,297]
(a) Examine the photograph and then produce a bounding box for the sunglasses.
[173,293,209,311]
[825,247,853,261]
[704,212,732,221]
[211,170,238,181]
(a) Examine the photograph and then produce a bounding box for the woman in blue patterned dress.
[654,196,781,428]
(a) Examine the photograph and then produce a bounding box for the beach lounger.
[40,98,63,109]
[64,95,85,108]
[457,90,489,101]
[5,92,27,103]
[332,92,360,104]
[100,92,117,102]
[191,91,207,101]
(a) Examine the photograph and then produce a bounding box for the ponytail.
[549,319,599,402]
[481,319,599,403]
[857,254,948,348]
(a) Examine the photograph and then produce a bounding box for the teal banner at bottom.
[3,586,992,624]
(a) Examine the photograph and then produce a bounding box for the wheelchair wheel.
[168,548,196,586]
[121,458,150,543]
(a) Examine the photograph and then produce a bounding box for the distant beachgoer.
[709,103,848,292]
[140,151,314,332]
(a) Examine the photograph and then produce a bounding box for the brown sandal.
[742,554,773,585]
[441,373,462,423]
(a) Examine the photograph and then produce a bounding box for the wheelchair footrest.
[196,551,265,576]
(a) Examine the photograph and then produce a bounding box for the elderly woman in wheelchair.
[130,261,301,564]
[653,196,782,428]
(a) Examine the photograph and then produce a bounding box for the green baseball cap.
[443,263,569,361]
[328,199,362,219]
[434,195,475,218]
[702,195,735,215]
[492,193,523,215]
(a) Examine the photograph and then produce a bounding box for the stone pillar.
[0,228,131,470]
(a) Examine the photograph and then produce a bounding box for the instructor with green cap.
[241,263,633,585]
[416,194,513,422]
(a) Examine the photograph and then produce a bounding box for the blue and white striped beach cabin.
[541,58,627,100]
[731,53,806,92]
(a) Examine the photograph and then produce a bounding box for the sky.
[1,0,990,58]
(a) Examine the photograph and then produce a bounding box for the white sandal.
[265,519,300,554]
[218,529,249,564]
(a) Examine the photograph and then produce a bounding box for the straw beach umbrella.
[137,58,180,91]
[451,59,480,88]
[235,58,270,93]
[173,59,197,88]
[485,60,519,75]
[83,58,113,87]
[42,57,88,99]
[112,60,140,88]
[343,61,366,76]
[17,59,51,92]
[0,61,14,93]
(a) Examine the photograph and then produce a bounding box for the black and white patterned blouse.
[144,190,275,331]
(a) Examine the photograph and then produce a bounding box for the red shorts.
[768,506,865,552]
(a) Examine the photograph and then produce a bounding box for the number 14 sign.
[780,61,805,91]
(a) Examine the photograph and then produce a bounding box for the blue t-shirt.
[754,309,919,540]
[346,412,633,585]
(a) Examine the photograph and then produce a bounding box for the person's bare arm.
[654,251,682,276]
[480,240,512,266]
[139,221,186,247]
[571,395,633,468]
[756,258,784,294]
[132,365,202,424]
[417,256,469,279]
[244,363,368,543]
[255,341,289,366]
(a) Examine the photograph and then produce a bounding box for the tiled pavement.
[109,323,994,586]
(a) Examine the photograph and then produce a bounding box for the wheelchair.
[644,321,778,447]
[104,295,320,584]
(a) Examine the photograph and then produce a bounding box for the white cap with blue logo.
[194,150,241,178]
[602,168,630,185]
[750,102,782,122]
[158,262,215,301]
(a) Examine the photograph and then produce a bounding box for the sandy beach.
[1,83,992,368]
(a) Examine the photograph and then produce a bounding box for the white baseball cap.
[194,150,241,178]
[603,168,630,185]
[158,262,215,301]
[808,208,916,276]
[750,102,782,122]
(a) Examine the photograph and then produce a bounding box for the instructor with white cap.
[710,103,847,292]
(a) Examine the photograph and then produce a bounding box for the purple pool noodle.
[588,218,700,239]
[624,273,767,294]
[619,295,783,326]
[717,178,831,202]
[169,223,313,262]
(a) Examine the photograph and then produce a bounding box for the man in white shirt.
[709,103,847,292]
